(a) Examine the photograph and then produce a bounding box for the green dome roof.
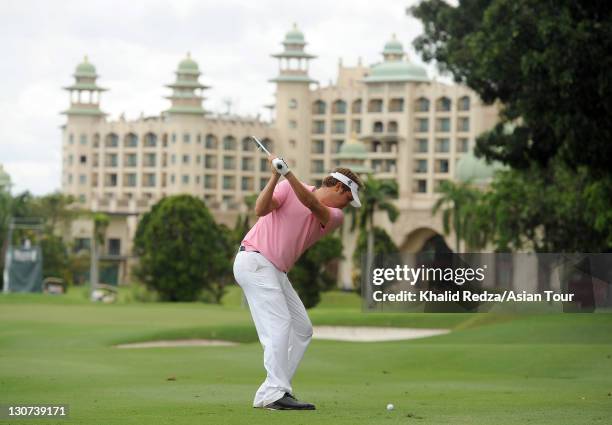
[336,136,368,160]
[365,61,429,83]
[178,53,200,74]
[455,150,505,184]
[74,56,97,77]
[383,34,404,55]
[284,23,305,44]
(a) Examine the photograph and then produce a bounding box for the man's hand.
[268,154,290,176]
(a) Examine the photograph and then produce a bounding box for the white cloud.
[0,0,440,195]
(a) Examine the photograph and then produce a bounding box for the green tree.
[288,234,343,309]
[133,195,233,302]
[410,0,612,175]
[431,181,484,252]
[351,176,399,286]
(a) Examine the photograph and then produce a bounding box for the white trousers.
[233,251,313,407]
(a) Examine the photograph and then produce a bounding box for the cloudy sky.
[0,0,444,195]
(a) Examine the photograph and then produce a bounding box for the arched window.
[144,132,157,147]
[261,138,273,152]
[373,121,384,133]
[223,136,236,150]
[389,98,404,112]
[242,137,255,151]
[388,121,398,133]
[205,134,218,149]
[458,96,470,111]
[415,97,430,112]
[124,133,138,148]
[332,99,347,114]
[436,97,452,112]
[105,133,119,148]
[312,100,326,114]
[352,99,362,113]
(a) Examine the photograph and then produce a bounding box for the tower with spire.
[164,53,208,117]
[62,56,107,117]
[270,24,317,179]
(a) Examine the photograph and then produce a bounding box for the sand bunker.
[115,326,449,348]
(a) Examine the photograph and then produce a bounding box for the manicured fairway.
[1,288,611,424]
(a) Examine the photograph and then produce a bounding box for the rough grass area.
[1,289,611,425]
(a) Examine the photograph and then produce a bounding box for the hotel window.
[124,154,136,167]
[389,98,404,112]
[79,174,87,184]
[204,175,215,189]
[332,140,344,153]
[144,153,156,166]
[241,157,254,171]
[311,160,325,173]
[205,134,217,149]
[436,159,449,173]
[125,173,137,187]
[414,160,427,173]
[260,158,268,172]
[205,155,216,169]
[352,99,362,113]
[144,133,157,147]
[458,96,471,111]
[457,138,469,153]
[289,120,297,129]
[435,138,450,153]
[69,133,74,144]
[223,156,235,170]
[373,121,384,133]
[436,97,452,112]
[388,121,398,133]
[105,133,118,148]
[312,100,326,114]
[80,134,87,145]
[124,133,138,148]
[144,174,156,187]
[260,178,268,190]
[80,155,87,164]
[332,120,345,134]
[368,99,383,113]
[182,154,190,164]
[312,140,325,154]
[241,177,253,191]
[182,175,189,184]
[242,137,255,151]
[313,120,325,134]
[417,118,429,132]
[416,138,428,153]
[171,133,176,143]
[223,176,235,190]
[289,98,298,109]
[415,97,430,112]
[183,133,191,143]
[436,118,450,132]
[107,154,119,167]
[223,136,236,150]
[332,100,347,114]
[414,179,427,193]
[352,119,361,134]
[458,117,470,132]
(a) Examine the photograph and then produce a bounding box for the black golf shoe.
[264,393,316,410]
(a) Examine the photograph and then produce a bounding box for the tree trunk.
[365,212,375,308]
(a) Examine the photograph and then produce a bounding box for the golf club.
[251,136,286,172]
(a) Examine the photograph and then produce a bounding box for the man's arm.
[254,156,281,216]
[284,171,331,226]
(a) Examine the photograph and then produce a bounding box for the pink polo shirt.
[242,179,343,272]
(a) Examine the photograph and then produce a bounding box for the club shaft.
[251,136,271,156]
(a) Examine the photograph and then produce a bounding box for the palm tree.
[431,181,483,252]
[350,176,399,298]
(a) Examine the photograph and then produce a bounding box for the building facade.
[61,26,499,287]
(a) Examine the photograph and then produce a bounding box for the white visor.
[330,172,361,208]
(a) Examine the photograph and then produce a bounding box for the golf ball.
[386,403,394,411]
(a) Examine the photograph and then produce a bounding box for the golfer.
[233,155,362,410]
